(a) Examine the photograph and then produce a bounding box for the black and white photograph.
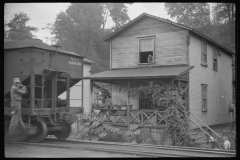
[4,2,236,157]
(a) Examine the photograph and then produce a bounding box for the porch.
[85,65,193,128]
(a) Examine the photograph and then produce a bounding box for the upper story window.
[201,84,208,112]
[201,40,208,66]
[138,36,154,64]
[212,47,218,71]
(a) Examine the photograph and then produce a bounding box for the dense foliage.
[125,124,154,144]
[71,113,120,141]
[125,124,141,143]
[112,81,191,146]
[5,11,38,40]
[165,3,211,29]
[164,3,235,52]
[43,3,131,73]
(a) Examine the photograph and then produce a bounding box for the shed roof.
[84,58,95,64]
[4,39,84,58]
[85,65,193,81]
[104,13,234,56]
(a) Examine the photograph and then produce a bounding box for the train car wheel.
[27,118,47,143]
[54,123,72,139]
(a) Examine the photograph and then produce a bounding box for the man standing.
[9,78,28,132]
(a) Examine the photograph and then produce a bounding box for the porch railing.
[186,111,222,149]
[91,109,167,128]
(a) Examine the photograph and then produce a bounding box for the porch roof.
[85,65,194,81]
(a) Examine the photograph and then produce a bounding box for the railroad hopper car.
[4,40,84,142]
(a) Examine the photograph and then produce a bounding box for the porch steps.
[189,131,211,148]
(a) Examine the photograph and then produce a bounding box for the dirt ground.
[4,143,139,158]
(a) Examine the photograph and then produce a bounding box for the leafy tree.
[46,3,130,73]
[6,12,38,40]
[212,3,235,51]
[109,3,131,30]
[164,3,211,29]
[4,4,9,38]
[100,3,131,30]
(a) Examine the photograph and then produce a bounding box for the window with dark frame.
[93,92,99,104]
[213,47,218,70]
[139,37,154,64]
[139,93,153,109]
[201,84,208,112]
[201,41,207,66]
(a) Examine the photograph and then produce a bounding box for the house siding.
[111,17,188,69]
[188,34,232,127]
[59,63,91,114]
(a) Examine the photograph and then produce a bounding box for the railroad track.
[10,137,235,157]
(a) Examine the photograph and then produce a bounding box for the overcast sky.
[5,3,175,44]
[4,3,212,45]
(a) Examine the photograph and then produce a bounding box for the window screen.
[139,38,154,63]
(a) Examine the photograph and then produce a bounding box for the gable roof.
[4,39,84,58]
[104,13,234,56]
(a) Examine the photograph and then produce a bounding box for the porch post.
[170,78,174,88]
[127,81,130,126]
[90,80,93,117]
[81,79,84,110]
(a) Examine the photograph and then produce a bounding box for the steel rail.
[43,137,235,157]
[45,137,235,154]
[9,142,186,157]
[8,137,235,157]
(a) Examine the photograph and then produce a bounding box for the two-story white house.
[85,13,235,129]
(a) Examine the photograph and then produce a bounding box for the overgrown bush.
[125,124,155,144]
[222,130,236,150]
[70,114,120,141]
[216,129,236,150]
[125,124,141,143]
[113,81,191,146]
[139,128,155,144]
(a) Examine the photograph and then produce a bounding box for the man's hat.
[13,78,21,83]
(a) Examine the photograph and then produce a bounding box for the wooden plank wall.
[59,63,92,114]
[111,17,188,69]
[188,34,233,128]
